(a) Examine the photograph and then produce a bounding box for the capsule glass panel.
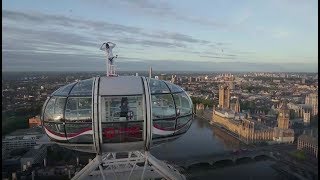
[152,119,176,138]
[101,96,144,143]
[42,78,95,149]
[65,97,93,143]
[164,81,184,93]
[176,115,192,129]
[52,82,76,96]
[173,92,193,116]
[43,97,55,121]
[43,97,66,122]
[65,97,92,122]
[69,78,93,96]
[151,94,176,119]
[43,121,67,142]
[101,122,143,143]
[153,118,176,132]
[149,79,170,94]
[149,79,193,140]
[174,118,193,135]
[65,123,93,144]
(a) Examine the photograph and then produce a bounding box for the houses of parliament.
[211,84,294,144]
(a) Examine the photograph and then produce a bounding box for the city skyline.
[2,0,318,72]
[2,70,318,179]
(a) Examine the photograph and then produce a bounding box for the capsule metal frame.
[41,76,193,153]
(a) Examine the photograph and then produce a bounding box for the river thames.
[151,118,285,180]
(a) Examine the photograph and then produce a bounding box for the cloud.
[3,50,317,72]
[117,37,186,48]
[272,30,290,39]
[87,0,228,29]
[2,9,234,71]
[233,9,252,25]
[3,51,103,71]
[147,32,210,44]
[5,9,275,72]
[118,0,172,12]
[3,10,215,52]
[253,25,292,39]
[199,55,236,59]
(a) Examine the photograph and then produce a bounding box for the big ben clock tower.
[278,102,290,129]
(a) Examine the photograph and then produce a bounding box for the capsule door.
[97,77,148,152]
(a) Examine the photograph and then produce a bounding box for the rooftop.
[297,104,313,109]
[252,121,270,130]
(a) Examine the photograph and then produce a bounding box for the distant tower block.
[234,97,240,113]
[218,85,230,109]
[305,93,318,116]
[212,105,216,120]
[43,158,47,167]
[303,109,311,125]
[229,81,235,90]
[278,102,290,130]
[149,67,152,79]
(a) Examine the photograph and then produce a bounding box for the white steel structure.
[41,42,193,179]
[72,151,185,180]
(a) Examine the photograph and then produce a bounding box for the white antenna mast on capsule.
[100,42,118,77]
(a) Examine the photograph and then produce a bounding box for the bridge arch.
[181,150,276,169]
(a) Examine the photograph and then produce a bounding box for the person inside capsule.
[120,97,129,121]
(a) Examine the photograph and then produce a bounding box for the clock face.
[279,112,282,116]
[285,113,289,117]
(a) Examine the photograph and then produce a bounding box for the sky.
[2,0,318,72]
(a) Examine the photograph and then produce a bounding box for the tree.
[290,150,306,161]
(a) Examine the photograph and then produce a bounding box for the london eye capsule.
[41,76,194,153]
